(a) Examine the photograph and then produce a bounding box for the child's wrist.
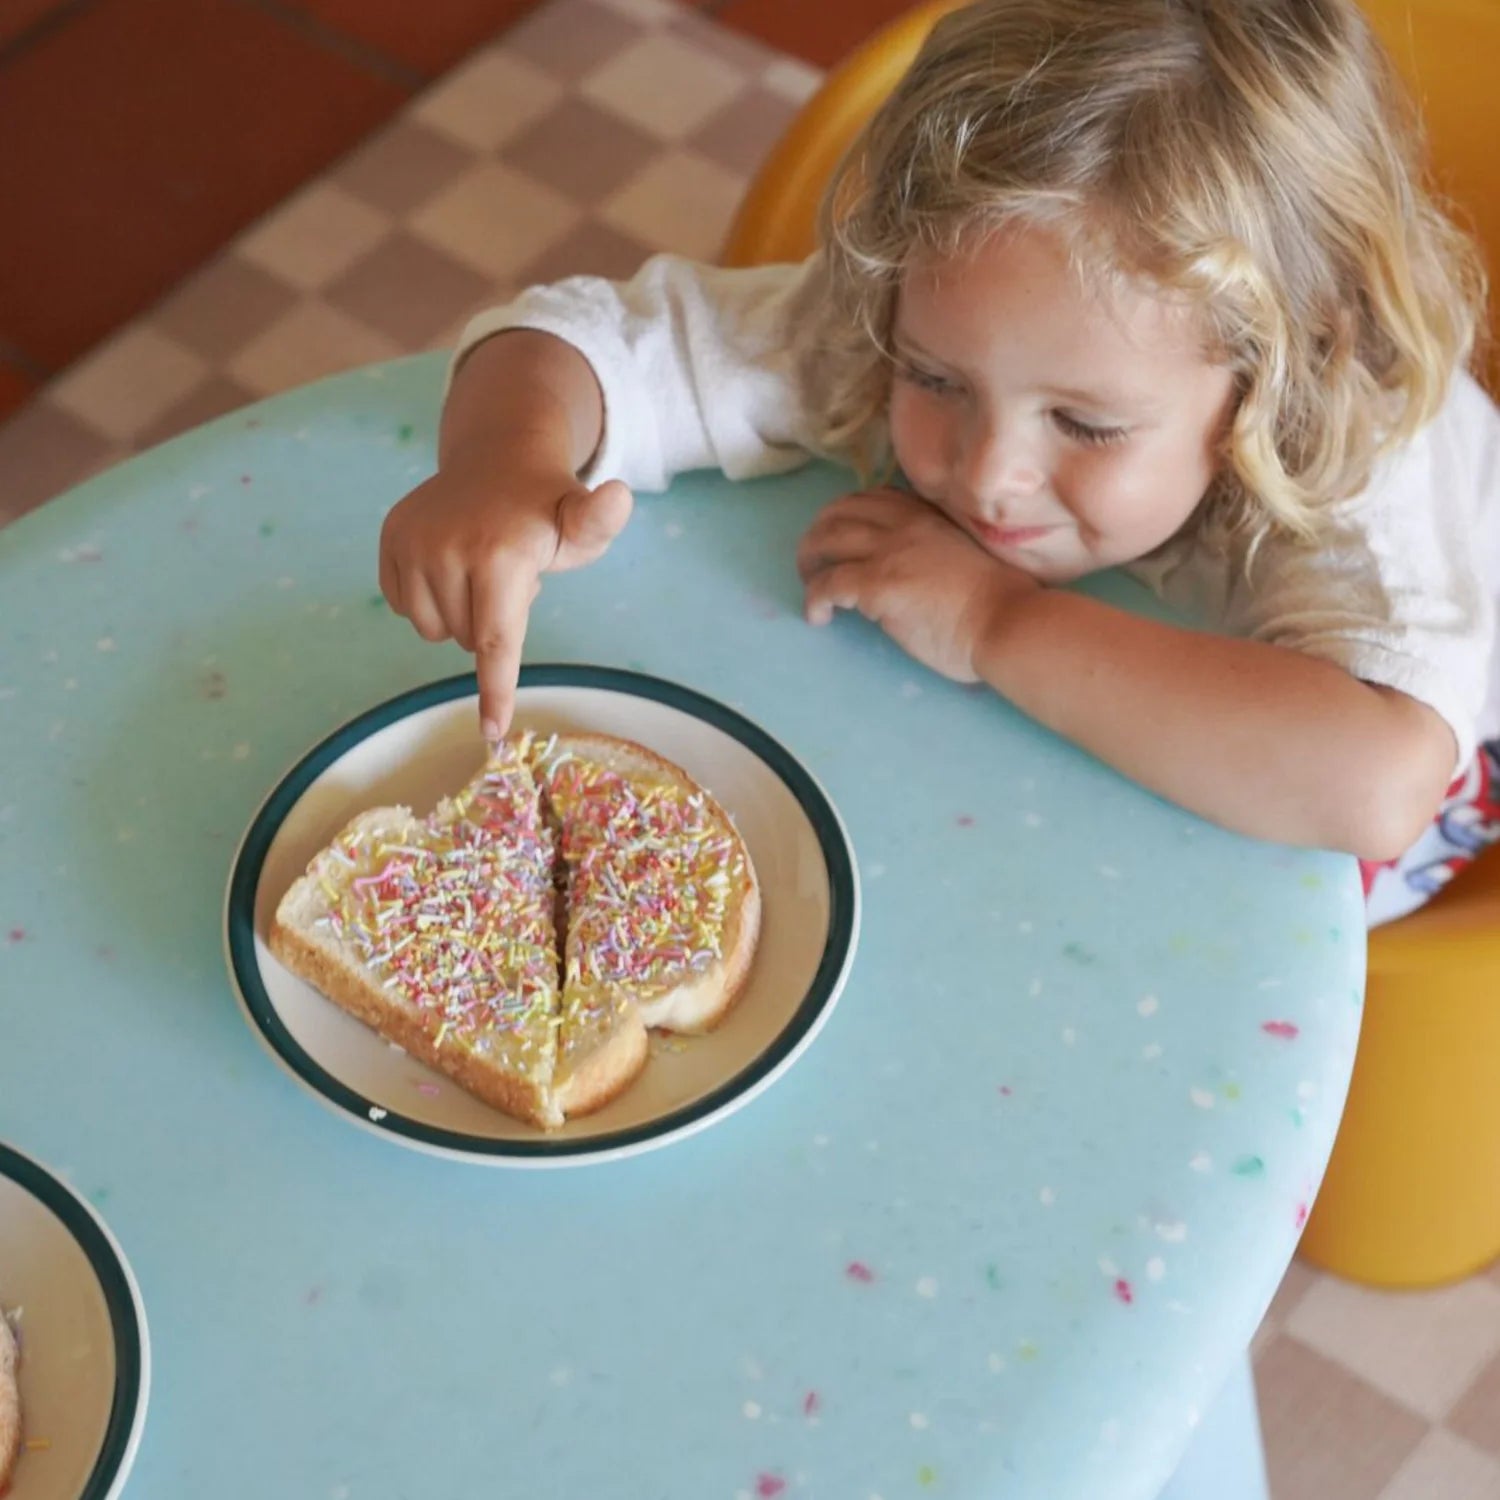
[971,580,1042,686]
[442,422,576,486]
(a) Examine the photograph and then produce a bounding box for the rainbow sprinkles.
[270,731,761,1129]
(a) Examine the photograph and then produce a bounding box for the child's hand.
[796,487,1036,682]
[379,455,633,738]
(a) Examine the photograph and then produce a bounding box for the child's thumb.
[554,479,633,570]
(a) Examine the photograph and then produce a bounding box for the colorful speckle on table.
[1261,1020,1300,1039]
[755,1472,785,1496]
[845,1261,875,1283]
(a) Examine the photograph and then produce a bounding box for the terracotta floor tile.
[0,355,34,424]
[711,0,929,69]
[0,0,67,51]
[1254,1334,1427,1500]
[324,232,496,348]
[150,256,302,365]
[0,398,116,527]
[1446,1347,1500,1462]
[503,0,650,81]
[0,0,409,374]
[334,119,476,218]
[130,374,257,454]
[274,0,545,77]
[500,95,660,203]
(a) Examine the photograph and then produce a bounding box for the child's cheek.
[887,387,946,498]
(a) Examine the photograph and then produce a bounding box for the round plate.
[0,1143,150,1500]
[225,666,860,1165]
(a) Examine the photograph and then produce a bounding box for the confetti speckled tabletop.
[0,354,1364,1500]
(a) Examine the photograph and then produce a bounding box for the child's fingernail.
[482,719,501,744]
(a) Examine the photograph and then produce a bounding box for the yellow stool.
[720,0,967,269]
[1298,851,1500,1287]
[721,0,1500,1287]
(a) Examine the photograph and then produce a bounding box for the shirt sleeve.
[1216,374,1500,772]
[448,253,832,493]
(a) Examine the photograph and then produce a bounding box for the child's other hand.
[379,456,633,739]
[796,487,1035,682]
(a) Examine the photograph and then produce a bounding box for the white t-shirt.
[454,252,1500,773]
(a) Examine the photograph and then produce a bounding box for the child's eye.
[1053,411,1128,445]
[896,362,961,397]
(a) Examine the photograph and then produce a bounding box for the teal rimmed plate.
[0,1142,150,1500]
[225,666,859,1166]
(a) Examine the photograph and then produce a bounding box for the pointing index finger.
[471,559,533,743]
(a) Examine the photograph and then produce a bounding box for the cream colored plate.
[226,667,859,1166]
[0,1144,149,1500]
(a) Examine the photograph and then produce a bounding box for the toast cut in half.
[269,731,758,1130]
[534,733,761,1046]
[0,1310,19,1492]
[269,738,644,1129]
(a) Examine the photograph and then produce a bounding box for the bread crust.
[553,999,650,1118]
[0,1312,20,1492]
[267,917,563,1129]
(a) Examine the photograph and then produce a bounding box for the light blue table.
[0,354,1364,1500]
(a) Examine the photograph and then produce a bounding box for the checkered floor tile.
[1,0,1497,1492]
[0,0,821,527]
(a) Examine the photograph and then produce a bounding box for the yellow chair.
[722,0,1500,1288]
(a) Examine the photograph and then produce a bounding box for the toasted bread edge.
[267,918,564,1130]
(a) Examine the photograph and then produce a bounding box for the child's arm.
[975,589,1456,859]
[383,255,830,736]
[380,330,632,739]
[798,486,1456,859]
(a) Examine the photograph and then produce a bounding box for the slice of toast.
[0,1311,19,1492]
[270,731,757,1131]
[269,740,572,1129]
[533,733,761,1045]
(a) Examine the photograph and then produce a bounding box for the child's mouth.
[974,520,1055,548]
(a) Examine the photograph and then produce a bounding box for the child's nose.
[958,416,1045,508]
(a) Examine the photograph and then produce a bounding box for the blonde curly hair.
[810,0,1487,550]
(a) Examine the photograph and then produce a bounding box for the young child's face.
[887,223,1236,584]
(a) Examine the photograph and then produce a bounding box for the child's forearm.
[974,590,1456,859]
[441,329,605,478]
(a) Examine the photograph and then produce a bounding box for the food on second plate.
[270,732,760,1129]
[0,1308,20,1491]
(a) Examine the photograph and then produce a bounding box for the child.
[378,0,1497,928]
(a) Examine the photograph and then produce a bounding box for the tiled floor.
[2,0,1498,1495]
[0,0,916,424]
